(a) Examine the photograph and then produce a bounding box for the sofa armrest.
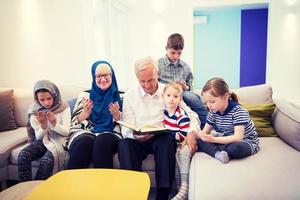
[272,99,300,151]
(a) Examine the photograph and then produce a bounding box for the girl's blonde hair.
[163,82,183,96]
[202,77,238,102]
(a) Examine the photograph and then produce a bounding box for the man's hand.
[186,132,198,155]
[133,132,154,142]
[109,102,121,121]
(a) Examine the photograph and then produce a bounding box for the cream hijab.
[27,80,68,141]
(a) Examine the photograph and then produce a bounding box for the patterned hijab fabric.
[90,61,121,133]
[27,80,68,141]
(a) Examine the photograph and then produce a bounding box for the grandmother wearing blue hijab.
[66,60,122,169]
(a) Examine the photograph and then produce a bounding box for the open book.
[116,120,168,134]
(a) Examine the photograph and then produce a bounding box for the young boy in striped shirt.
[163,82,191,200]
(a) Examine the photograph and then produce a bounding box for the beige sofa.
[190,84,300,200]
[1,84,300,199]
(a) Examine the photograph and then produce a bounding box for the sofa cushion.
[0,89,18,131]
[195,84,273,105]
[233,84,273,104]
[0,180,43,200]
[12,89,34,127]
[273,99,300,151]
[0,127,28,168]
[242,103,277,137]
[189,137,300,200]
[67,98,77,113]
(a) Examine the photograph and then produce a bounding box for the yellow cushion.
[242,103,277,137]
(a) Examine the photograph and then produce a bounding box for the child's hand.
[46,111,57,127]
[179,140,187,149]
[198,132,214,142]
[176,81,189,90]
[36,112,48,129]
[185,133,198,154]
[109,102,121,120]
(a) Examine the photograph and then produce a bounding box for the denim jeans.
[183,90,207,129]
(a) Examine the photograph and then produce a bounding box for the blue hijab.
[90,60,122,133]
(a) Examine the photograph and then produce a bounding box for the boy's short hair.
[166,33,184,50]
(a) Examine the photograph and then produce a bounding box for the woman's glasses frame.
[95,73,111,80]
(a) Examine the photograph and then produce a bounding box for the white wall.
[0,0,193,91]
[0,0,96,89]
[194,0,300,102]
[0,0,299,101]
[123,0,194,88]
[267,0,300,102]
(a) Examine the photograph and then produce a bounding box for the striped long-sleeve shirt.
[163,106,190,142]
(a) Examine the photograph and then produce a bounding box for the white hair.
[134,56,158,76]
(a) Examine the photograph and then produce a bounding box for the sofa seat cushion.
[189,137,300,200]
[0,180,43,200]
[0,127,28,168]
[10,143,41,167]
[141,154,155,171]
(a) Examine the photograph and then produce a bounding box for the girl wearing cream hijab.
[18,80,71,181]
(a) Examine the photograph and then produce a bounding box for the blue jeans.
[197,139,252,159]
[183,91,207,129]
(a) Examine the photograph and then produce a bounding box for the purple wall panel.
[240,9,268,87]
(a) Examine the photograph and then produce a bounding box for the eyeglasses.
[95,73,111,80]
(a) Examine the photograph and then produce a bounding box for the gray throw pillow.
[0,89,18,131]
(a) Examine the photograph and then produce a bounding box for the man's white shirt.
[121,83,200,138]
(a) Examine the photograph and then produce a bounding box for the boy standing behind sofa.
[18,80,71,181]
[158,33,207,129]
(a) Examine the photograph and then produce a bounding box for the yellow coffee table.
[24,169,150,200]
